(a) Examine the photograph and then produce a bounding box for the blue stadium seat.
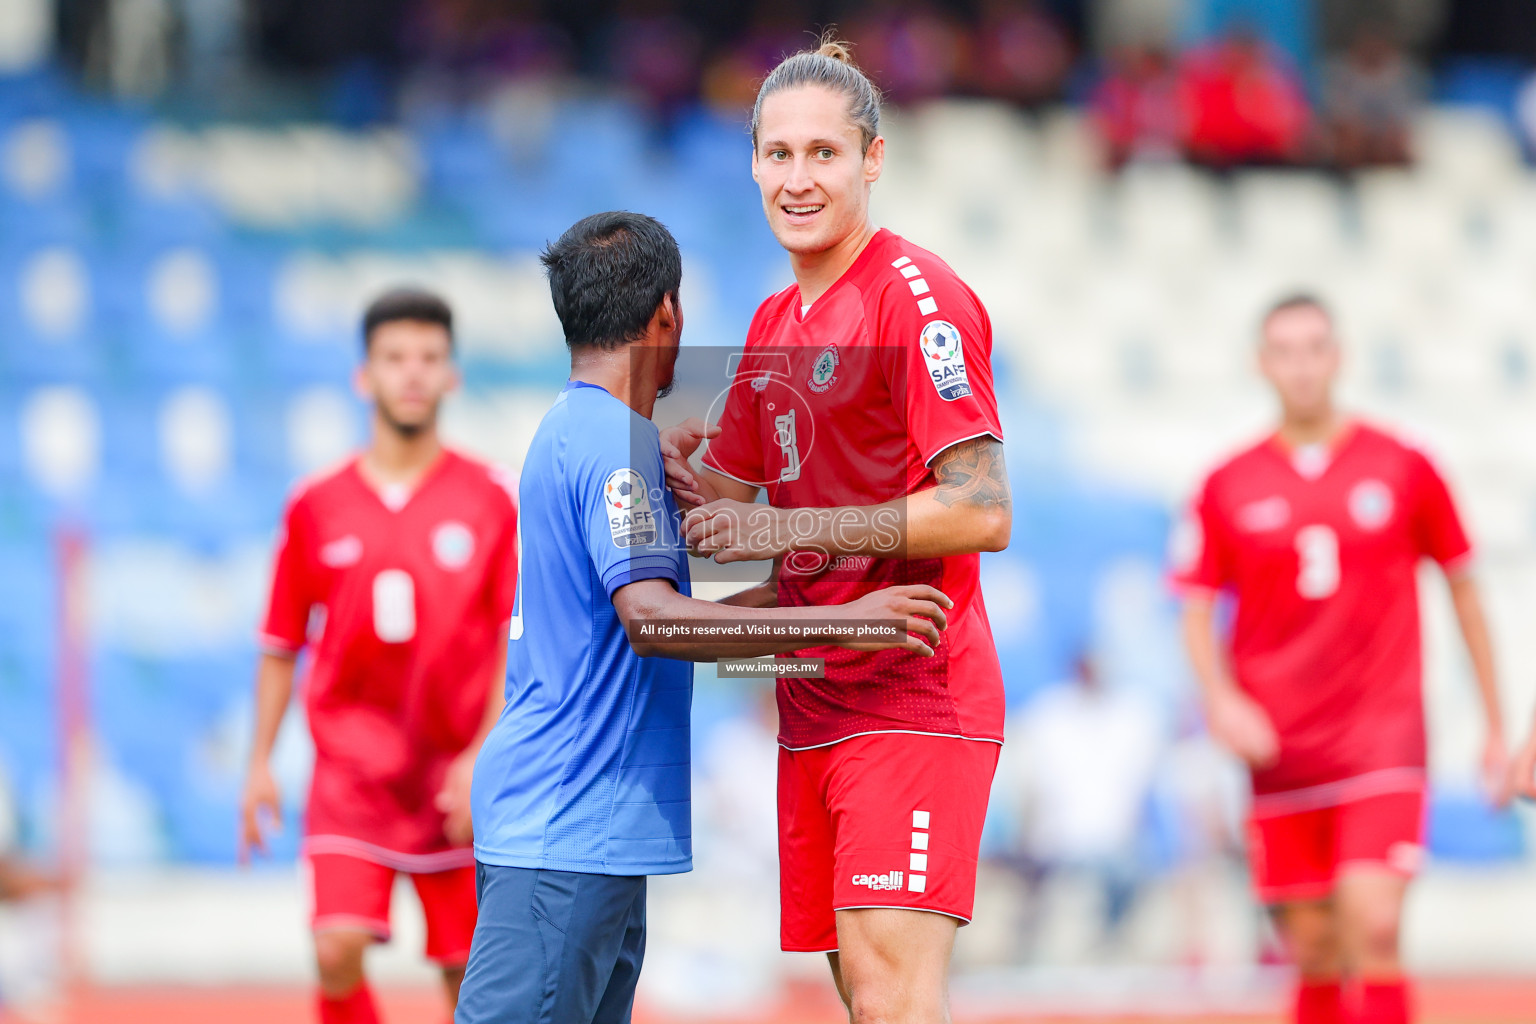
[93,654,196,800]
[1435,58,1529,125]
[0,327,106,383]
[0,195,89,249]
[66,106,147,197]
[216,243,280,336]
[164,775,245,864]
[545,99,650,192]
[121,325,240,388]
[261,326,359,389]
[0,384,19,482]
[0,68,70,122]
[96,393,160,477]
[88,472,165,537]
[465,177,584,252]
[0,636,56,799]
[1427,789,1526,863]
[0,243,106,382]
[669,108,751,188]
[115,195,225,251]
[230,393,291,480]
[416,117,509,197]
[0,544,55,640]
[158,475,288,547]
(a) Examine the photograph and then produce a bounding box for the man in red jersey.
[661,40,1010,1024]
[240,288,517,1024]
[1175,294,1508,1024]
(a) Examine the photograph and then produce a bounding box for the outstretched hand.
[1508,732,1536,804]
[660,418,722,508]
[435,748,478,847]
[239,761,282,862]
[1205,687,1281,770]
[842,585,953,657]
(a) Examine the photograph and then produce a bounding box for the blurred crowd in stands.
[49,0,1536,173]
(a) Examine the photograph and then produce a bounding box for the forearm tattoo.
[933,437,1012,511]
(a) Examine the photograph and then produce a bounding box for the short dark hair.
[540,211,682,351]
[362,287,454,352]
[1262,292,1332,332]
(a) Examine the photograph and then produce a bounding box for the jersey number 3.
[775,410,801,483]
[1295,525,1340,600]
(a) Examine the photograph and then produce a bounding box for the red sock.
[1351,978,1411,1024]
[1296,979,1345,1024]
[318,984,381,1024]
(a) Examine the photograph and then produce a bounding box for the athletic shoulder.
[1352,421,1452,486]
[863,231,986,328]
[443,448,519,510]
[1200,435,1279,495]
[283,456,357,515]
[1354,420,1423,459]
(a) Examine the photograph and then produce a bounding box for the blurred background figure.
[1092,44,1185,169]
[998,655,1162,961]
[1178,25,1312,169]
[964,0,1076,109]
[1321,24,1423,169]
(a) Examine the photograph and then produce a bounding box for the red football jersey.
[702,229,1006,750]
[259,450,518,869]
[1173,423,1471,803]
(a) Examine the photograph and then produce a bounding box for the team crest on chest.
[919,320,971,401]
[1349,479,1395,531]
[808,343,841,394]
[432,521,476,570]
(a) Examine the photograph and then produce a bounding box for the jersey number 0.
[1295,525,1340,600]
[373,569,417,642]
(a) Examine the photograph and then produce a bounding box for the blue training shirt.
[471,381,693,876]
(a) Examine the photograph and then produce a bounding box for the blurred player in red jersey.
[240,289,517,1024]
[1175,295,1508,1024]
[662,39,1009,1024]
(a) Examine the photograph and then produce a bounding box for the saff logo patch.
[1349,479,1395,531]
[604,469,657,548]
[919,320,971,401]
[808,343,840,394]
[432,521,475,570]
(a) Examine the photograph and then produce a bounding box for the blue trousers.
[455,863,647,1024]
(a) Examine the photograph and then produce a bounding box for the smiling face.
[357,319,458,437]
[1259,303,1339,423]
[752,85,884,257]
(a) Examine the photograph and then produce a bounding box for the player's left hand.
[1504,734,1536,804]
[435,749,478,847]
[660,418,721,508]
[1510,737,1536,803]
[1482,732,1514,807]
[683,499,787,562]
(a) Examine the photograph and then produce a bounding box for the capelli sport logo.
[851,871,904,891]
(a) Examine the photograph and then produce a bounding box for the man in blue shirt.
[456,211,952,1024]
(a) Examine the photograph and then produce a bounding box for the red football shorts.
[308,853,478,965]
[778,732,1000,953]
[1247,786,1428,905]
